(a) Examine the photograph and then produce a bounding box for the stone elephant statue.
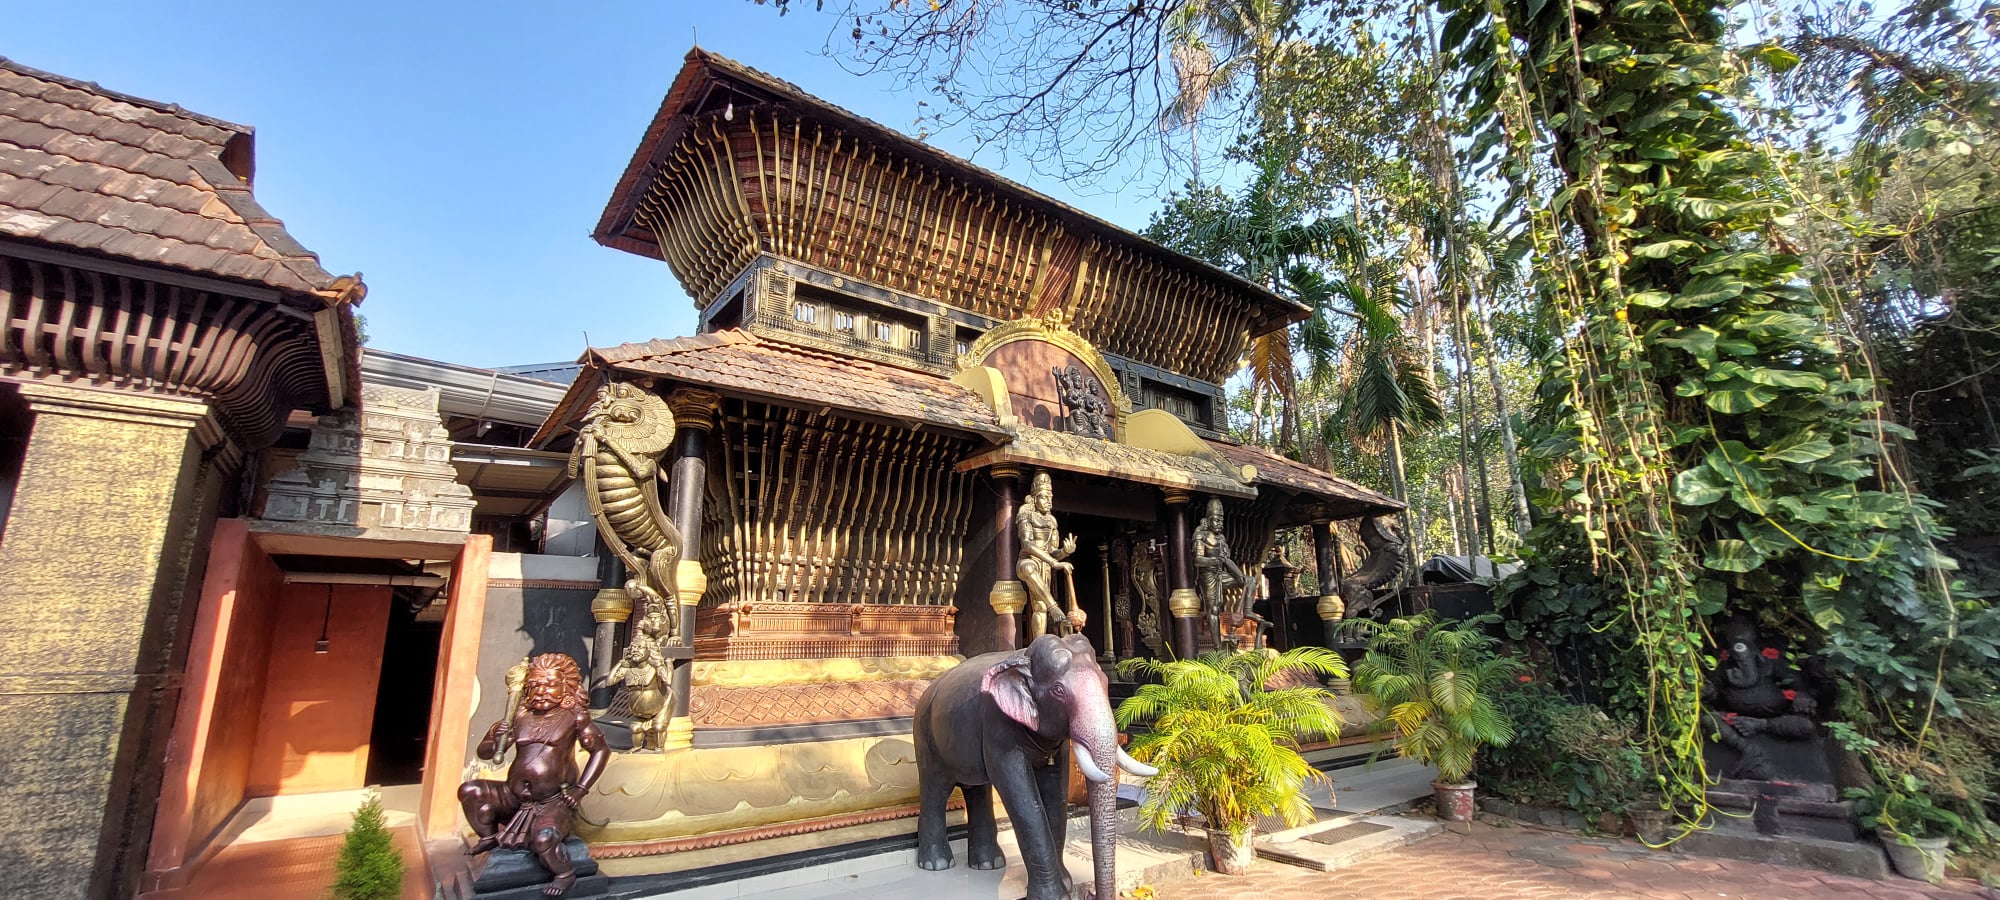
[913,634,1156,900]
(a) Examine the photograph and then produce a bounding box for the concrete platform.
[632,806,1199,899]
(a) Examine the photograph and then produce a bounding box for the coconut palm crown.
[1114,647,1348,839]
[1350,612,1523,784]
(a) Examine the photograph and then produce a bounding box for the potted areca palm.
[1351,612,1522,822]
[1115,647,1348,875]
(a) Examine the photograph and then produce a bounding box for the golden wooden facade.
[600,52,1304,388]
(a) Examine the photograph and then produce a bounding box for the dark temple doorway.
[365,594,443,785]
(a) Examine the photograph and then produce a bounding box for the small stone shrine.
[1694,618,1882,876]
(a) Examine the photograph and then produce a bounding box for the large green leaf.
[1703,539,1766,573]
[1673,468,1727,505]
[1762,432,1836,464]
[1742,368,1828,391]
[1705,384,1779,412]
[1656,326,1718,361]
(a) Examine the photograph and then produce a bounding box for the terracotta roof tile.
[582,329,1007,437]
[1207,439,1405,517]
[0,56,337,294]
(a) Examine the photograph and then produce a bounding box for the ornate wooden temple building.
[0,48,1407,899]
[523,48,1406,865]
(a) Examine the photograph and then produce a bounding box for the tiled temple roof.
[0,57,337,295]
[535,330,1009,445]
[1207,439,1404,518]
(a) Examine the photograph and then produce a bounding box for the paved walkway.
[1146,821,1993,899]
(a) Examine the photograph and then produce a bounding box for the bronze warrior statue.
[1018,472,1086,641]
[460,653,610,897]
[1193,499,1249,651]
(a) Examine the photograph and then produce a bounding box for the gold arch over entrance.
[956,308,1133,418]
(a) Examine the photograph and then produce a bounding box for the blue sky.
[9,1,1172,367]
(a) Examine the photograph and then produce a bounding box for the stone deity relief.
[1053,365,1111,439]
[983,339,1118,435]
[1132,540,1163,656]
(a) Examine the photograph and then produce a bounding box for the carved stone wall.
[259,384,475,533]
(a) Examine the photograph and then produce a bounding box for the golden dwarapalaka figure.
[606,580,674,751]
[1194,498,1249,651]
[1017,472,1086,641]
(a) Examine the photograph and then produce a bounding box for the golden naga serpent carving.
[569,383,682,620]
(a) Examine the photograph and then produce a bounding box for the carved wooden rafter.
[701,399,977,609]
[0,252,329,447]
[628,109,1274,385]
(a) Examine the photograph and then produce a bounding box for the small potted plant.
[1351,612,1522,822]
[1849,777,1963,883]
[1116,647,1348,875]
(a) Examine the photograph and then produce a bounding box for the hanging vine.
[1438,0,1999,840]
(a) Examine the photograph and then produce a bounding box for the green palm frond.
[1117,647,1344,834]
[1352,612,1520,783]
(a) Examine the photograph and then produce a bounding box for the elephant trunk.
[1088,764,1117,900]
[1071,687,1122,900]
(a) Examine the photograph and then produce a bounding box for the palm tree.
[1162,0,1307,180]
[1190,154,1363,450]
[1308,260,1443,569]
[1350,612,1521,786]
[1115,647,1348,870]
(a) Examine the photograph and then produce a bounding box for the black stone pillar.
[1163,489,1199,659]
[1311,519,1342,646]
[663,388,719,746]
[989,465,1026,651]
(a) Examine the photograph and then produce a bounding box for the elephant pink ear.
[981,656,1038,731]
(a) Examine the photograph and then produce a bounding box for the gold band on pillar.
[990,579,1028,615]
[1167,587,1201,618]
[591,588,634,623]
[1316,593,1345,622]
[676,559,708,607]
[989,462,1025,481]
[662,715,694,750]
[1161,487,1193,507]
[666,387,722,429]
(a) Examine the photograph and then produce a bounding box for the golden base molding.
[693,602,958,661]
[662,716,694,751]
[690,655,961,688]
[579,733,921,849]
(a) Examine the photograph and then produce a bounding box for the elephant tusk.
[1073,742,1114,784]
[1116,746,1158,778]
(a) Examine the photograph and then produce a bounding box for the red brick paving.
[142,826,433,900]
[1143,820,1993,899]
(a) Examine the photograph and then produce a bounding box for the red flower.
[1517,674,1534,683]
[1783,689,1797,701]
[1717,649,1729,660]
[1723,712,1739,723]
[1760,647,1780,660]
